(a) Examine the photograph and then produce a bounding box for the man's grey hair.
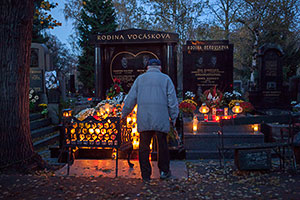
[148,65,161,70]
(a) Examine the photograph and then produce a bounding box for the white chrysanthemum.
[31,99,36,103]
[29,94,32,99]
[233,90,241,96]
[294,104,300,108]
[34,95,39,100]
[30,89,34,94]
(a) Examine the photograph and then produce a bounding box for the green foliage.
[77,0,117,95]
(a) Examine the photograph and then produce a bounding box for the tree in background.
[0,0,49,171]
[141,0,205,44]
[46,34,77,75]
[77,0,117,95]
[206,0,242,40]
[113,0,148,29]
[234,0,300,84]
[32,0,61,43]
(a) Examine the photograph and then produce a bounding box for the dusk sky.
[48,0,74,49]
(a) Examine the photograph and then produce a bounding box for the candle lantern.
[252,124,259,133]
[232,103,243,114]
[199,103,210,122]
[199,103,210,114]
[63,109,72,118]
[193,116,198,134]
[224,107,228,116]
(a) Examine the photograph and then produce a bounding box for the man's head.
[147,59,161,70]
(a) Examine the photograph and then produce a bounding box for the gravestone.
[235,149,272,170]
[256,44,285,108]
[91,29,178,99]
[30,43,50,103]
[183,40,233,95]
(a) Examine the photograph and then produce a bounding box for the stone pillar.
[167,43,177,88]
[95,46,103,99]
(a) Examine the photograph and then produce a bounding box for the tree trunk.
[0,0,45,170]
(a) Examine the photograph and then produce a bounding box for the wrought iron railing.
[61,109,133,177]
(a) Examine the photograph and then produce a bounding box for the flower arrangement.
[107,78,124,100]
[29,89,39,112]
[74,99,123,121]
[38,103,48,116]
[75,108,96,121]
[179,99,197,113]
[200,86,223,108]
[291,101,300,112]
[228,99,244,108]
[222,90,243,106]
[184,91,196,100]
[228,100,254,113]
[240,101,254,113]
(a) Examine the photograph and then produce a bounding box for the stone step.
[184,121,254,133]
[31,126,59,139]
[184,132,264,151]
[30,118,51,131]
[33,133,59,150]
[29,113,44,121]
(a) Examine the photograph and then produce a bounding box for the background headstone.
[255,44,286,108]
[182,40,233,95]
[30,43,50,104]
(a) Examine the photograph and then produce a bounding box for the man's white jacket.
[121,67,179,133]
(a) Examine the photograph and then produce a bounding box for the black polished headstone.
[92,29,178,99]
[183,40,233,95]
[257,44,285,108]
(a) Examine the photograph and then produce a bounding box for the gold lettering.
[155,34,161,39]
[127,34,132,40]
[107,35,111,40]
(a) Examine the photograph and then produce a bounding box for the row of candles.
[193,102,259,134]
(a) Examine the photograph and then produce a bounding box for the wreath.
[200,86,223,108]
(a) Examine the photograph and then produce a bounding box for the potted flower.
[179,99,197,119]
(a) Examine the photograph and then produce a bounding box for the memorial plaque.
[30,68,44,93]
[183,40,233,95]
[235,149,272,170]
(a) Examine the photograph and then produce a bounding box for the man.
[121,59,179,182]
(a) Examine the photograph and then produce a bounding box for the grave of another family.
[250,44,288,108]
[30,43,50,103]
[91,28,179,99]
[182,40,233,96]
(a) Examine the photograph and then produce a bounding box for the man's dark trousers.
[139,131,170,180]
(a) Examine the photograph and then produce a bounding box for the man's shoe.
[160,171,171,180]
[142,178,150,183]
